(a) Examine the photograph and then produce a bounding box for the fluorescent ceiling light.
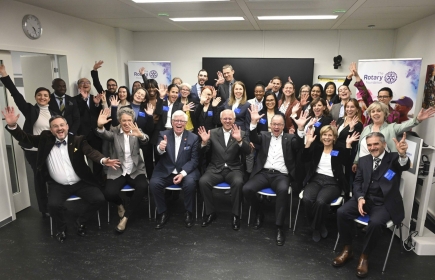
[258,15,338,20]
[170,17,244,22]
[133,0,230,3]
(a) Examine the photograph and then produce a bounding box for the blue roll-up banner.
[127,61,171,91]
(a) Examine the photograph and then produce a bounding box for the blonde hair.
[367,101,389,121]
[319,125,338,144]
[228,81,247,106]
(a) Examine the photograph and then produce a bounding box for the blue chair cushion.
[259,188,276,195]
[166,184,181,190]
[216,182,230,188]
[122,184,135,191]
[356,215,370,224]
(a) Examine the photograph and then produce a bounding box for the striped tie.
[57,97,65,114]
[374,157,381,170]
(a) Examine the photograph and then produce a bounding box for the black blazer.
[193,103,217,134]
[335,118,363,150]
[0,75,56,148]
[73,95,101,138]
[305,115,333,148]
[216,79,235,102]
[91,70,116,106]
[49,94,80,135]
[353,152,410,225]
[302,145,351,193]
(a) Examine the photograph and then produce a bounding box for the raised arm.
[0,65,33,114]
[91,60,104,93]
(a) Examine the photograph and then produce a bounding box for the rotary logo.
[149,70,158,79]
[384,71,397,84]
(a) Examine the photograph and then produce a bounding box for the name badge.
[384,169,396,181]
[314,121,321,128]
[184,145,191,150]
[163,106,169,112]
[138,112,146,117]
[330,150,339,156]
[207,111,213,117]
[234,108,241,114]
[259,118,267,125]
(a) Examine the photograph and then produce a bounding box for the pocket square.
[184,145,191,150]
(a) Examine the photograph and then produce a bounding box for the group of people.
[2,60,435,278]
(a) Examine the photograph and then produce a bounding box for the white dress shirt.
[157,132,187,177]
[165,102,174,129]
[46,136,81,185]
[263,133,288,174]
[120,130,133,176]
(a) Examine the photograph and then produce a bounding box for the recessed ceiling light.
[133,0,230,3]
[170,17,244,22]
[258,15,338,20]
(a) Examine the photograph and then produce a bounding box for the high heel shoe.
[116,216,128,233]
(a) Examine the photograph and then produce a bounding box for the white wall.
[0,0,121,95]
[115,28,134,88]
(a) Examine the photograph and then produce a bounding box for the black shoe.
[232,215,240,230]
[276,228,285,246]
[76,221,87,237]
[55,231,66,243]
[155,212,169,229]
[253,212,264,230]
[201,213,217,227]
[185,211,194,228]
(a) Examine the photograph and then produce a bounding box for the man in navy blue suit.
[190,69,208,103]
[150,110,200,229]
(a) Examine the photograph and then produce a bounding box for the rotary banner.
[127,61,172,91]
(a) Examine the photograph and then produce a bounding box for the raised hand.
[288,76,293,83]
[327,102,332,111]
[292,102,301,114]
[144,103,154,115]
[330,120,337,128]
[109,95,119,106]
[417,107,435,122]
[0,64,7,77]
[93,94,102,104]
[128,122,143,138]
[348,115,359,130]
[93,60,104,71]
[197,126,210,144]
[308,117,317,128]
[211,87,217,98]
[346,131,360,147]
[1,106,20,127]
[102,158,121,170]
[300,91,309,106]
[100,91,107,103]
[200,93,208,105]
[305,127,317,146]
[248,104,264,124]
[231,124,242,142]
[266,80,273,91]
[393,132,408,156]
[183,102,195,112]
[97,108,111,128]
[139,67,145,75]
[215,71,224,86]
[292,110,311,130]
[211,97,221,107]
[158,84,168,97]
[159,135,167,151]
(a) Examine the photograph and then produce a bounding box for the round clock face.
[22,14,42,40]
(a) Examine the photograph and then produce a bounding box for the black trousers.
[242,170,289,226]
[47,180,105,232]
[199,168,244,216]
[24,150,47,213]
[104,174,148,218]
[141,144,155,179]
[337,197,390,255]
[302,173,341,230]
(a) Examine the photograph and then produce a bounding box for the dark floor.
[1,184,435,280]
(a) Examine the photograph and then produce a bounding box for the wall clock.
[22,14,42,40]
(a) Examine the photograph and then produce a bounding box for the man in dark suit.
[150,110,200,229]
[50,78,80,135]
[197,109,251,230]
[215,64,236,102]
[91,60,118,104]
[243,105,309,246]
[2,107,120,243]
[265,76,283,101]
[190,69,208,104]
[332,132,410,278]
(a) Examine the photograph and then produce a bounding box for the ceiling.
[14,0,435,32]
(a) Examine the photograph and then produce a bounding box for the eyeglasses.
[221,118,234,121]
[377,95,390,99]
[271,123,284,127]
[79,81,91,85]
[172,119,187,124]
[181,88,190,91]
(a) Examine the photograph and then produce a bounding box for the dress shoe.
[116,216,128,233]
[312,229,321,242]
[201,213,217,227]
[356,254,369,278]
[320,224,328,239]
[332,245,353,267]
[232,215,240,230]
[76,222,87,237]
[276,227,285,246]
[55,231,66,243]
[155,212,169,229]
[118,204,126,218]
[253,212,264,230]
[185,211,194,228]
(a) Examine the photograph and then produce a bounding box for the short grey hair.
[366,132,386,143]
[180,82,191,91]
[172,110,188,121]
[220,109,235,119]
[117,107,135,122]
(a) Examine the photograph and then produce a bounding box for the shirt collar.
[54,93,64,99]
[272,132,283,139]
[174,132,183,139]
[222,128,232,134]
[56,136,68,143]
[374,150,386,161]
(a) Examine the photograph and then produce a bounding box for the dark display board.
[202,57,314,99]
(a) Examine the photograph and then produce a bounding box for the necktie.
[55,140,66,148]
[57,97,65,114]
[374,157,381,170]
[229,82,232,96]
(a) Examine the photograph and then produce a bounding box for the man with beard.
[265,76,283,101]
[215,64,236,102]
[190,69,208,103]
[91,60,118,106]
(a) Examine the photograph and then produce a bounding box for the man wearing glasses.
[91,60,118,106]
[150,110,200,229]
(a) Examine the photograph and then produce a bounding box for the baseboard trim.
[0,216,13,228]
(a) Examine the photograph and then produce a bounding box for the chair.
[154,184,198,220]
[333,215,403,273]
[50,195,101,236]
[293,190,344,233]
[247,185,293,229]
[201,182,243,218]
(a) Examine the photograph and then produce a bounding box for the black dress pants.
[24,150,47,213]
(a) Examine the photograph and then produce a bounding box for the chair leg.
[97,210,101,229]
[399,223,403,253]
[248,206,251,226]
[50,217,53,236]
[289,190,293,229]
[333,233,340,251]
[107,202,110,224]
[148,185,151,220]
[202,201,205,218]
[240,201,243,219]
[293,198,301,233]
[382,225,397,273]
[195,191,198,221]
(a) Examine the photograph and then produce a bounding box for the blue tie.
[55,140,66,148]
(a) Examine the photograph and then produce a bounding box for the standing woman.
[193,86,219,134]
[324,82,340,106]
[304,98,333,148]
[256,92,286,133]
[178,83,196,132]
[303,125,359,242]
[278,81,301,133]
[248,82,266,111]
[301,83,325,112]
[0,65,55,217]
[105,86,130,110]
[330,85,352,121]
[131,81,143,95]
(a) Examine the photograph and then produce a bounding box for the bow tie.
[55,140,66,148]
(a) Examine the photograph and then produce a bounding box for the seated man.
[197,109,251,230]
[150,110,200,229]
[2,107,119,243]
[242,104,308,246]
[333,132,410,278]
[96,108,149,233]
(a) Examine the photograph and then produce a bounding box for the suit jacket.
[353,152,410,225]
[189,83,201,104]
[265,89,282,101]
[330,103,342,121]
[305,115,333,148]
[217,79,235,102]
[250,130,303,181]
[302,145,351,193]
[96,127,148,180]
[74,94,101,138]
[153,130,200,179]
[193,103,217,134]
[91,70,116,107]
[49,93,80,135]
[0,75,56,148]
[151,99,184,145]
[202,128,251,172]
[6,125,104,188]
[335,118,363,150]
